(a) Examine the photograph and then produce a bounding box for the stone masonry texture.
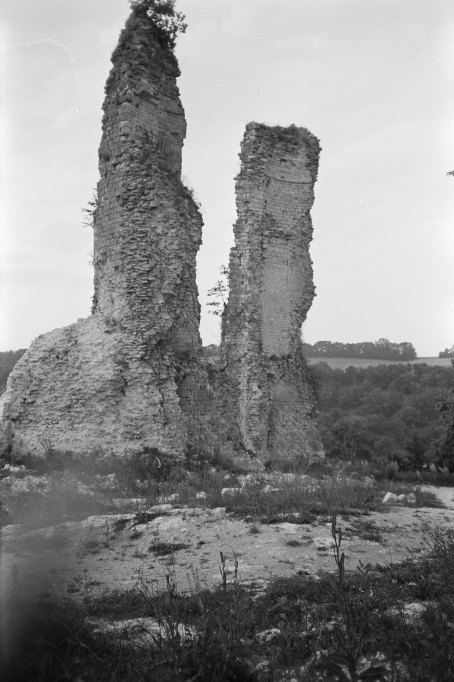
[221,123,323,466]
[0,9,204,460]
[0,12,323,469]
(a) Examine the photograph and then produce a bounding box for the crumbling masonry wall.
[221,123,323,465]
[0,10,204,460]
[93,13,201,352]
[0,11,323,468]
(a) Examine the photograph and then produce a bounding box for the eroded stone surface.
[93,13,202,351]
[0,15,323,468]
[221,123,323,465]
[0,11,203,459]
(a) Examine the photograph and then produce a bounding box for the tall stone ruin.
[221,123,322,465]
[0,9,203,459]
[0,9,322,468]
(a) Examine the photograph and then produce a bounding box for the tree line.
[439,345,454,358]
[303,338,417,360]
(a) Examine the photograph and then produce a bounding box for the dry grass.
[2,525,454,680]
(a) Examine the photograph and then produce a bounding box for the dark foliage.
[303,339,417,361]
[0,349,26,394]
[312,361,454,471]
[129,0,187,50]
[437,386,454,471]
[439,344,454,358]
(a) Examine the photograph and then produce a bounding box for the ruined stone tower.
[0,11,323,468]
[93,10,202,353]
[0,9,203,459]
[221,123,322,465]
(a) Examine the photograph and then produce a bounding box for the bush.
[129,0,187,49]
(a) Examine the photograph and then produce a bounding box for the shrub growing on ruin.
[129,0,187,49]
[207,265,229,317]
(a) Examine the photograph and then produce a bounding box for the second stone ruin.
[221,123,323,466]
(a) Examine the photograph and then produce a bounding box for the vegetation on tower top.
[129,0,187,49]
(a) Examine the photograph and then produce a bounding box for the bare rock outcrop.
[0,10,203,459]
[221,123,323,466]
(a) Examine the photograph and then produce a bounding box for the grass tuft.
[3,524,454,680]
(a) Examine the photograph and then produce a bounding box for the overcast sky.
[2,0,454,356]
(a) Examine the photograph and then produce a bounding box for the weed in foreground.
[3,462,454,681]
[319,513,387,681]
[133,563,259,681]
[4,525,454,680]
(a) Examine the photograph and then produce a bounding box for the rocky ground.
[1,474,453,602]
[2,469,454,680]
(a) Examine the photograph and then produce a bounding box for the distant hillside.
[0,349,27,394]
[307,357,453,370]
[312,361,454,470]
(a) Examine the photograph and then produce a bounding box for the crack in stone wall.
[221,123,323,465]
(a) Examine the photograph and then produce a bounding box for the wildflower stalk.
[321,512,387,681]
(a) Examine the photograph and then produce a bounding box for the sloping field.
[306,356,452,369]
